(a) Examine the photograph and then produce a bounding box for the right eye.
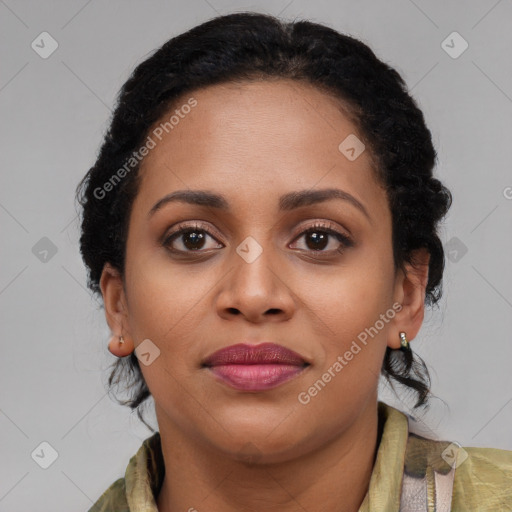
[163,223,224,253]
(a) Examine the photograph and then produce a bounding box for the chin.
[208,424,313,466]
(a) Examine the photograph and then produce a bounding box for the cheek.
[126,263,207,407]
[298,254,393,386]
[296,253,393,332]
[123,253,206,350]
[299,283,391,416]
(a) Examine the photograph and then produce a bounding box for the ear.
[99,262,131,354]
[387,248,430,349]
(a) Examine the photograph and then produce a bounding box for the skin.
[100,78,430,512]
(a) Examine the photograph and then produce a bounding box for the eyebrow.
[147,188,372,223]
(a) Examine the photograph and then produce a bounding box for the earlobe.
[107,333,134,357]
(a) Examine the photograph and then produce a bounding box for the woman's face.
[103,79,425,462]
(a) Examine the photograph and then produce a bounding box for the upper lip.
[202,343,310,367]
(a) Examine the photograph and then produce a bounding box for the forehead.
[134,79,386,218]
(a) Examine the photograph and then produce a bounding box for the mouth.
[202,343,310,392]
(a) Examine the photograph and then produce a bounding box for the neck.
[155,400,382,512]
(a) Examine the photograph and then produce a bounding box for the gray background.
[1,0,511,509]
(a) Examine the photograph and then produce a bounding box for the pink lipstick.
[202,343,310,391]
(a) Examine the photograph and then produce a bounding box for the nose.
[215,248,296,324]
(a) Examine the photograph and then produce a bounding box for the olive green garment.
[88,401,512,511]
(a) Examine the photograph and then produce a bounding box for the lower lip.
[206,364,307,391]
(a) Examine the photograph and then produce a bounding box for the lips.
[202,343,310,392]
[202,342,309,367]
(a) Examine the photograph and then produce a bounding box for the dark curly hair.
[75,11,452,432]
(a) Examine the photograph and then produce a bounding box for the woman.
[76,12,512,511]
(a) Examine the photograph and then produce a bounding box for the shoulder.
[87,432,163,511]
[452,445,512,510]
[88,477,129,512]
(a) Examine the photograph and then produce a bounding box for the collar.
[357,401,409,511]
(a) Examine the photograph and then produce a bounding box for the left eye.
[289,225,353,253]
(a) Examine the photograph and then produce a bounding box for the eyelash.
[162,221,354,258]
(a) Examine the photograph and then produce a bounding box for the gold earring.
[119,335,125,345]
[399,331,409,350]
